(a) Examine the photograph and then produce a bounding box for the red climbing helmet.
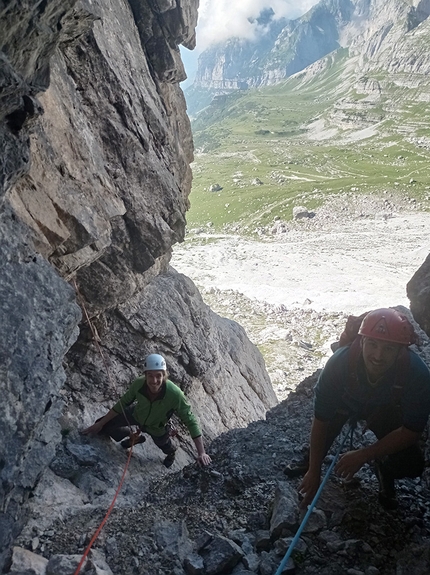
[358,308,416,346]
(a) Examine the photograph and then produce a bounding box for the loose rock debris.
[13,373,430,575]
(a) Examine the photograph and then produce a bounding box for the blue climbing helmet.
[143,353,167,371]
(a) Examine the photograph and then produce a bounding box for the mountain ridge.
[186,0,430,117]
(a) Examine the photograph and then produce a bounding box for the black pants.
[99,407,176,455]
[325,405,425,479]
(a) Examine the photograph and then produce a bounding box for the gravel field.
[172,194,430,398]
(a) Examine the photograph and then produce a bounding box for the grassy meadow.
[186,49,430,233]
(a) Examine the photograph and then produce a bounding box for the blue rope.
[274,421,354,575]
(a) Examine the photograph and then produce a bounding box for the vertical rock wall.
[408,255,430,336]
[0,207,81,561]
[1,1,84,566]
[9,0,195,307]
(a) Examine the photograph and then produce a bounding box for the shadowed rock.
[408,253,430,335]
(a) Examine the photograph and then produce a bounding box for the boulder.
[9,547,48,575]
[270,482,299,539]
[209,184,223,192]
[407,254,430,336]
[199,535,244,575]
[46,554,86,575]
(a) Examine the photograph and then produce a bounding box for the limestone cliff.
[0,0,276,570]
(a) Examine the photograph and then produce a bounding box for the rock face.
[408,254,430,335]
[0,0,276,571]
[9,0,194,304]
[0,205,81,567]
[69,269,275,439]
[1,1,84,566]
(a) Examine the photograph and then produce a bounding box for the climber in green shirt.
[82,353,211,468]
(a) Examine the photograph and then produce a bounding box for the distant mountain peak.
[185,0,430,117]
[248,7,276,27]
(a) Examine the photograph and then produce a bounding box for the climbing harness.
[274,418,356,575]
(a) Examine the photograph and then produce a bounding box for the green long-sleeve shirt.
[112,377,201,438]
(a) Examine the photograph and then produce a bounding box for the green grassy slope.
[187,47,430,232]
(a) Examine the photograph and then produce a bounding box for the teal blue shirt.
[314,346,430,433]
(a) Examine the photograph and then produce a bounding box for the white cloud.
[196,0,319,51]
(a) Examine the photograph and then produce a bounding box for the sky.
[180,0,320,87]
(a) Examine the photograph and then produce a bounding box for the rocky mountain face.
[275,0,430,155]
[0,0,277,571]
[194,9,288,91]
[186,0,430,116]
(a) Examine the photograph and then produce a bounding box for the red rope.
[71,279,138,574]
[72,446,134,575]
[72,278,135,429]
